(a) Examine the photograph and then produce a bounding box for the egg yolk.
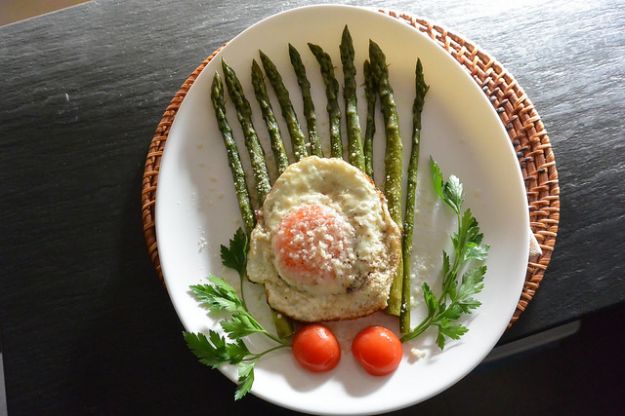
[273,204,355,290]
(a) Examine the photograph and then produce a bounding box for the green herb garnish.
[184,276,289,400]
[220,228,249,307]
[185,229,288,400]
[401,159,489,348]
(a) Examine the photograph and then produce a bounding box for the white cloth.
[529,232,542,257]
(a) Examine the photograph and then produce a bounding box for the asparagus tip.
[288,43,298,60]
[221,59,231,72]
[369,39,383,56]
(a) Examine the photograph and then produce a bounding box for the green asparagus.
[259,50,309,161]
[251,60,290,175]
[221,61,294,338]
[308,43,343,159]
[400,59,429,334]
[340,26,365,171]
[363,59,377,179]
[210,73,255,234]
[369,40,404,316]
[221,60,272,203]
[288,44,323,157]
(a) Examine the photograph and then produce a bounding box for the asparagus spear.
[220,62,294,338]
[400,59,429,334]
[308,43,343,159]
[251,59,290,175]
[288,44,323,157]
[340,26,366,171]
[210,73,256,234]
[369,40,404,316]
[259,51,309,161]
[363,59,377,179]
[221,60,272,203]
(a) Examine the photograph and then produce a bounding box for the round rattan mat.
[141,10,559,327]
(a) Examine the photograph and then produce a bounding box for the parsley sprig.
[183,276,289,400]
[183,230,289,400]
[401,159,489,348]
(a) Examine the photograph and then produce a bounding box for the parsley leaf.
[219,228,250,309]
[430,157,444,200]
[436,322,469,349]
[221,312,266,339]
[235,360,255,401]
[437,303,463,322]
[456,265,486,313]
[422,282,439,316]
[220,228,248,277]
[442,175,463,215]
[464,242,488,263]
[190,276,245,313]
[182,330,249,368]
[401,159,489,349]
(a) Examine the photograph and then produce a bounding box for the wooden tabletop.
[1,0,624,414]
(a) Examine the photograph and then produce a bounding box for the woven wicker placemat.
[141,10,559,327]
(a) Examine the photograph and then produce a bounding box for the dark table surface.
[1,0,624,414]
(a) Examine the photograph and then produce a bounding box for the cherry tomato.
[352,326,402,376]
[292,324,341,372]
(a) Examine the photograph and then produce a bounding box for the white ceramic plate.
[156,5,529,415]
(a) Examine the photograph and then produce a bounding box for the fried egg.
[247,156,401,322]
